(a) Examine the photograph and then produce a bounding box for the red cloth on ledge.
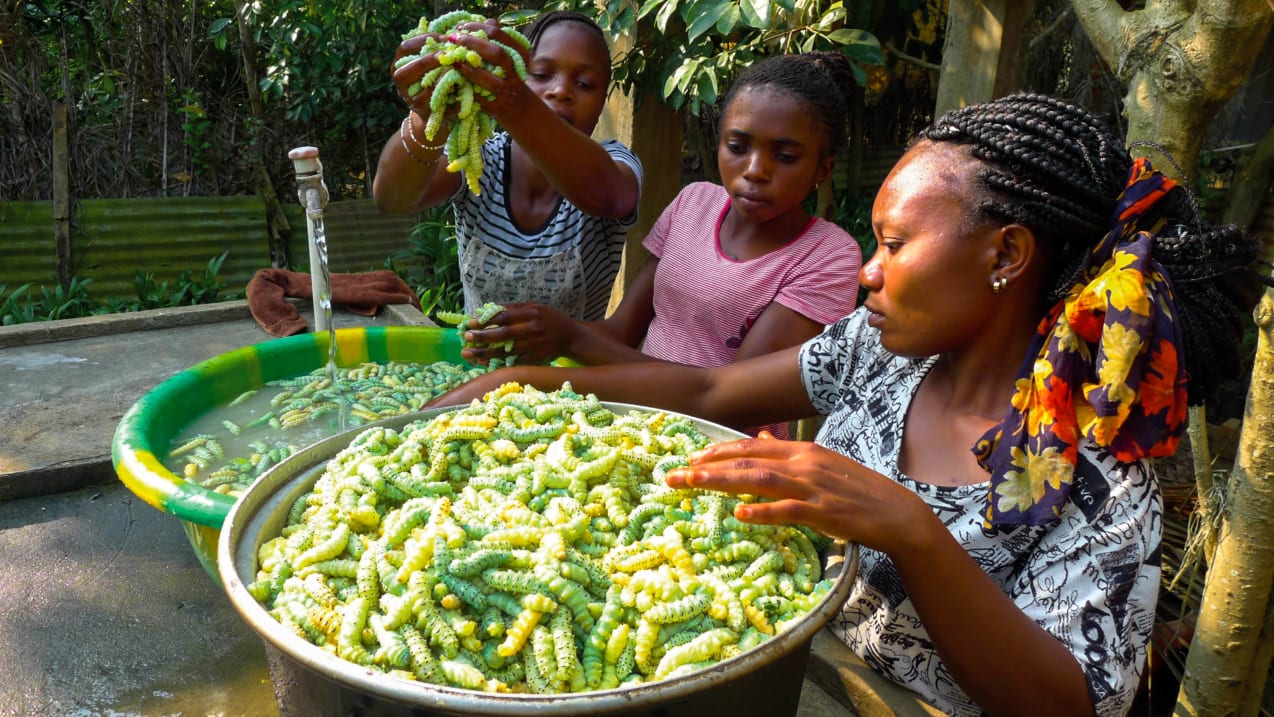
[246,268,419,337]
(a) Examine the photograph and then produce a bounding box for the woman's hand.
[443,20,535,120]
[461,303,578,365]
[665,433,932,552]
[391,33,461,136]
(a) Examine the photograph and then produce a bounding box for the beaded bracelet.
[407,114,453,152]
[400,115,445,165]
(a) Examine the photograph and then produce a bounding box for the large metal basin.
[219,404,859,717]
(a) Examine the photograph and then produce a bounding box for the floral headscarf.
[973,158,1188,527]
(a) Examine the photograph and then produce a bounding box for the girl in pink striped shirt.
[460,53,865,436]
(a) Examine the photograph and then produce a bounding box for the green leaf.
[773,0,795,11]
[849,63,866,86]
[637,0,665,20]
[614,5,636,34]
[686,0,732,42]
[208,18,231,37]
[828,29,884,64]
[663,63,690,99]
[739,0,769,29]
[498,9,539,27]
[656,0,681,33]
[816,3,846,30]
[696,68,718,106]
[715,4,741,33]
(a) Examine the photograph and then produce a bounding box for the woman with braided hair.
[429,93,1268,715]
[373,11,642,322]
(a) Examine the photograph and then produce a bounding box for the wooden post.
[594,33,684,314]
[51,102,72,288]
[933,0,1033,116]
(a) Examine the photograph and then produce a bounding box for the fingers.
[395,32,438,63]
[664,459,806,502]
[689,436,798,464]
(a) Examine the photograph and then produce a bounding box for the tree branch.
[1029,7,1075,52]
[885,40,940,72]
[1069,0,1135,70]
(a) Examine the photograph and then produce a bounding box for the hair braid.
[720,52,858,157]
[921,92,1270,406]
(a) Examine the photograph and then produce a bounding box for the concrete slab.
[0,481,278,717]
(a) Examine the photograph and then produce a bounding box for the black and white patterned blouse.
[799,308,1161,717]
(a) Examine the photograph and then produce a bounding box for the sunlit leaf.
[715,4,741,33]
[686,0,732,42]
[835,30,885,65]
[656,0,680,33]
[816,4,846,30]
[498,9,539,26]
[739,0,769,29]
[636,0,664,20]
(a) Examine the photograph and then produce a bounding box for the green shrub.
[386,205,464,322]
[0,252,235,324]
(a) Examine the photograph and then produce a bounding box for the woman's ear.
[994,223,1037,284]
[814,155,834,190]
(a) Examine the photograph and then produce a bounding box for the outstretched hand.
[391,33,459,136]
[664,433,933,552]
[461,302,577,366]
[444,20,535,119]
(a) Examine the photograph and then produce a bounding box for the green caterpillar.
[249,382,834,694]
[400,14,531,195]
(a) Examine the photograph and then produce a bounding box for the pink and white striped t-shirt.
[641,182,862,436]
[642,181,861,365]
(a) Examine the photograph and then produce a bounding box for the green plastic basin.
[111,325,470,581]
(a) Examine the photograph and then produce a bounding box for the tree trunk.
[1067,5,1274,713]
[1175,286,1274,716]
[232,0,291,268]
[1070,0,1274,183]
[934,0,1035,116]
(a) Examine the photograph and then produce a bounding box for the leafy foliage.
[548,0,890,116]
[0,254,236,325]
[385,206,465,321]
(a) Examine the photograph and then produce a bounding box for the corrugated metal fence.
[0,198,416,299]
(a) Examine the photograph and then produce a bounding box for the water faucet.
[288,146,331,333]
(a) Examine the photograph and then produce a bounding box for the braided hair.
[524,11,611,81]
[720,52,858,157]
[920,92,1268,406]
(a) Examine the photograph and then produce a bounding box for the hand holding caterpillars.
[392,12,531,196]
[436,302,518,367]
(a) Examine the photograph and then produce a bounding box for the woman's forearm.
[891,518,1094,716]
[498,88,639,218]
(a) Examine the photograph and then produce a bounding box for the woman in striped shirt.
[373,11,642,322]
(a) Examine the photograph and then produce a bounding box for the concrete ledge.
[0,300,436,501]
[0,300,435,348]
[807,629,948,717]
[0,456,117,502]
[0,300,257,348]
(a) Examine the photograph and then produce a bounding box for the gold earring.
[992,276,1007,293]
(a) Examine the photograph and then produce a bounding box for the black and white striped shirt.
[450,132,643,321]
